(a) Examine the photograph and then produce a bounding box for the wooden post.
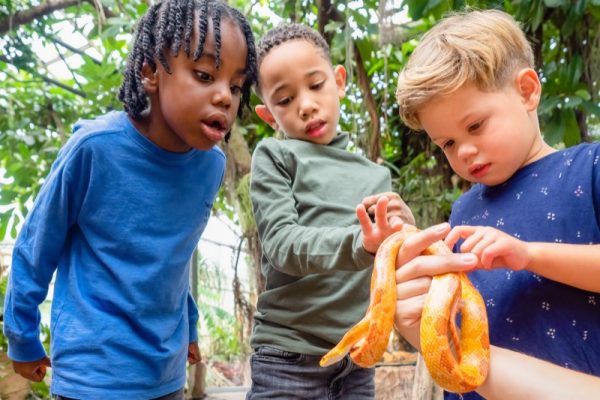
[411,354,443,400]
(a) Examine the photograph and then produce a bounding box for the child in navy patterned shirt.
[391,9,600,399]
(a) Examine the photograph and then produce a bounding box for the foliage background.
[1,0,599,394]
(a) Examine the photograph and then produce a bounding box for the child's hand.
[12,357,51,382]
[357,196,404,254]
[445,225,531,271]
[361,192,415,226]
[188,342,202,365]
[393,223,477,350]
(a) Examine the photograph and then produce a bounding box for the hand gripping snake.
[320,224,490,394]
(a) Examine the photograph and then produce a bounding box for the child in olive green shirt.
[247,23,414,399]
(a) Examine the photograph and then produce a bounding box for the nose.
[457,141,478,161]
[298,94,317,119]
[211,82,232,108]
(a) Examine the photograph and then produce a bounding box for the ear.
[334,65,347,98]
[255,105,278,130]
[141,62,159,94]
[515,68,541,111]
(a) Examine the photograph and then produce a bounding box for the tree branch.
[354,42,381,161]
[0,0,86,35]
[317,0,381,161]
[0,0,116,35]
[0,55,87,98]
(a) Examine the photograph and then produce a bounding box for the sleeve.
[3,145,87,362]
[187,290,199,343]
[250,140,374,277]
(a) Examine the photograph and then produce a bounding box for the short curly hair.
[255,23,329,95]
[396,9,534,131]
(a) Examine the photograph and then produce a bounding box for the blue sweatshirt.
[4,111,225,399]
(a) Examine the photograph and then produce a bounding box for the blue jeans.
[246,346,375,399]
[54,387,185,400]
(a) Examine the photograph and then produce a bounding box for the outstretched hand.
[357,196,404,254]
[12,357,51,382]
[361,192,415,226]
[445,225,530,271]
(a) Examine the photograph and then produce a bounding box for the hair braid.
[170,1,185,56]
[182,0,194,56]
[211,8,222,68]
[193,0,209,61]
[230,7,257,117]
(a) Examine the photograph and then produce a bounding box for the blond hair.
[396,9,534,130]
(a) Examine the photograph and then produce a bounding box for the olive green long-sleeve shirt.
[249,133,413,355]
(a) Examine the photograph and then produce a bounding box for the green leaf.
[564,96,582,109]
[563,109,581,146]
[544,113,566,145]
[324,21,344,33]
[543,0,567,7]
[582,101,600,117]
[575,89,591,101]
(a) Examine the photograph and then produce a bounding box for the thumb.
[388,216,404,230]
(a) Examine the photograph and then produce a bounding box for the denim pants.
[54,387,185,400]
[246,346,375,399]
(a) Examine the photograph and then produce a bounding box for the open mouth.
[207,119,225,131]
[202,115,229,142]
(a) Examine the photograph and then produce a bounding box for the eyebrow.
[269,69,325,98]
[459,112,476,125]
[194,51,247,76]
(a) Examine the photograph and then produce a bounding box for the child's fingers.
[388,216,404,230]
[479,240,514,270]
[397,223,451,267]
[375,197,389,231]
[459,229,486,253]
[34,365,46,382]
[396,253,476,284]
[396,276,432,300]
[468,235,496,264]
[394,294,427,350]
[356,204,373,236]
[395,294,426,325]
[445,225,478,249]
[361,194,381,213]
[479,244,501,270]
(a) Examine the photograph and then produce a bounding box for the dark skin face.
[132,18,248,152]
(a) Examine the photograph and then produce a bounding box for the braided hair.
[119,0,257,120]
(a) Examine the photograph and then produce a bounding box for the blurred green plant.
[195,254,248,362]
[390,152,462,227]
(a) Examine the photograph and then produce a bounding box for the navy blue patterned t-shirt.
[445,142,600,400]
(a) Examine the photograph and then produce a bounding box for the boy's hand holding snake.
[321,221,491,393]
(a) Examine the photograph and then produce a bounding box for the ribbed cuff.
[354,231,376,268]
[189,320,199,343]
[8,337,46,362]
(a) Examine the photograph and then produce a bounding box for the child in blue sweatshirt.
[3,1,257,398]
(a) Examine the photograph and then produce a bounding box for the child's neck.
[523,140,556,168]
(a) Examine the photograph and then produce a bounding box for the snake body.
[320,225,490,393]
